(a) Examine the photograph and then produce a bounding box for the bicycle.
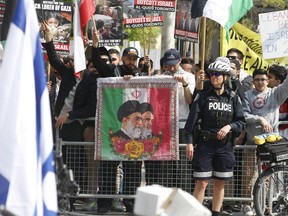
[253,138,288,216]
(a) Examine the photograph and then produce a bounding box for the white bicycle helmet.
[207,57,232,75]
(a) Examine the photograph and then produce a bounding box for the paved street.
[64,209,252,216]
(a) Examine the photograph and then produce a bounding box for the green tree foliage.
[260,0,286,9]
[205,19,219,60]
[243,0,288,31]
[124,27,160,49]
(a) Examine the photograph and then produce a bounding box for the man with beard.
[91,30,141,213]
[92,30,140,77]
[139,102,154,139]
[115,100,143,140]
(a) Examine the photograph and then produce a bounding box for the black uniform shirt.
[185,87,246,144]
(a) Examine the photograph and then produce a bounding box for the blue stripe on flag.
[0,0,57,214]
[42,151,57,216]
[33,17,57,216]
[34,34,45,160]
[13,0,26,32]
[0,176,9,205]
[0,0,27,207]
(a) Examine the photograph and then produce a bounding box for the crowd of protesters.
[41,19,288,216]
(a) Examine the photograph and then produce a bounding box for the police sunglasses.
[209,71,222,77]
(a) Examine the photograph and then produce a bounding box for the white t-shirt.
[176,67,195,128]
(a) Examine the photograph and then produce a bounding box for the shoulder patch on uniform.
[230,90,236,98]
[194,93,200,102]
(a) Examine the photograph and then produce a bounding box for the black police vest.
[200,91,234,131]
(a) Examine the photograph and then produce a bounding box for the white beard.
[126,121,142,139]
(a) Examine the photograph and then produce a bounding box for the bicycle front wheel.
[253,164,288,216]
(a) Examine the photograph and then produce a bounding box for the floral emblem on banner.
[109,130,162,159]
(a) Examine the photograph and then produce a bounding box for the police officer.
[184,57,246,216]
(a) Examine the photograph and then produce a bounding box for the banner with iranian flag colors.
[95,76,179,161]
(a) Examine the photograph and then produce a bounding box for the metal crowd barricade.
[56,129,257,203]
[57,118,288,210]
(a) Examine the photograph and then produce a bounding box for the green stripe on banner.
[102,87,124,157]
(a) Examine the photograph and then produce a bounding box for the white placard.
[259,10,288,59]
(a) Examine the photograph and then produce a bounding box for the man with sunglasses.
[226,48,249,82]
[185,57,246,216]
[241,68,288,215]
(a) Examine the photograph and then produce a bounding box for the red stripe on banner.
[79,0,95,29]
[149,87,172,159]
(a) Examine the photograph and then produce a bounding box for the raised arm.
[91,29,114,77]
[40,21,69,76]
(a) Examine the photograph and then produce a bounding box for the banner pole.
[91,15,97,31]
[183,41,187,57]
[200,17,206,71]
[47,62,51,82]
[193,42,195,61]
[85,24,89,38]
[148,12,154,54]
[142,28,146,57]
[198,17,206,91]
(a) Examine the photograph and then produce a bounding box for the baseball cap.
[163,49,181,66]
[99,47,109,56]
[122,47,140,58]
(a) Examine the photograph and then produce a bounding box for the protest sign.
[174,0,199,42]
[35,0,72,56]
[123,0,163,29]
[259,10,288,59]
[88,3,123,46]
[134,0,176,12]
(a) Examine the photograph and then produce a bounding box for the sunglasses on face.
[254,78,268,82]
[226,56,237,60]
[209,71,222,77]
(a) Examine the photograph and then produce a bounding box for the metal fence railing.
[57,140,257,203]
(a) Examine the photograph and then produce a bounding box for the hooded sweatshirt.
[243,76,288,143]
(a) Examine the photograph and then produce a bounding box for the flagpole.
[142,28,146,57]
[148,12,154,54]
[91,15,97,31]
[198,16,206,91]
[200,17,206,71]
[183,41,187,57]
[85,24,89,38]
[192,42,195,61]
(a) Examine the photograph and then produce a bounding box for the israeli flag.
[0,0,58,215]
